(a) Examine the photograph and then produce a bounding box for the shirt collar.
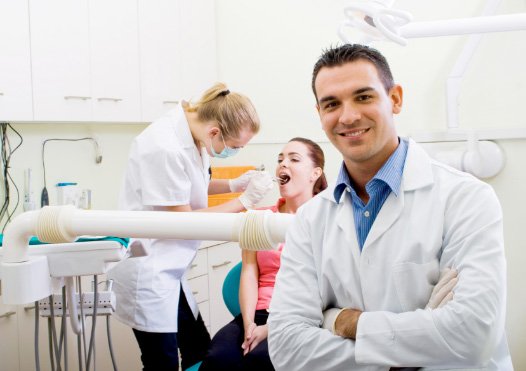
[333,137,408,203]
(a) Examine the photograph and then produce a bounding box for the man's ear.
[390,84,403,114]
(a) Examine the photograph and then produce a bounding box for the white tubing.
[65,277,82,335]
[3,206,295,263]
[2,210,40,263]
[400,13,526,39]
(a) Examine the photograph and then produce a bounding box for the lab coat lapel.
[363,139,434,250]
[363,189,404,250]
[335,192,362,262]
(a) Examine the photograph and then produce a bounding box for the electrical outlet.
[38,291,116,317]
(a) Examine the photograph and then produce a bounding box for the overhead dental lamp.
[339,0,526,46]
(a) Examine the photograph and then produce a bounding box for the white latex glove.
[426,267,458,309]
[238,171,274,210]
[229,170,258,192]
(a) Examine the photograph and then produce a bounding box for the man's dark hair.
[311,44,395,101]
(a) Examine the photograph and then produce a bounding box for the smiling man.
[267,44,512,370]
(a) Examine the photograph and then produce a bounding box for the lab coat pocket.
[392,260,439,311]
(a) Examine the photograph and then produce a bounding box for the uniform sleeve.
[267,207,361,371]
[139,147,192,206]
[355,181,507,368]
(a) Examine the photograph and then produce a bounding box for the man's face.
[315,60,402,172]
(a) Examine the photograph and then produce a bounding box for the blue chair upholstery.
[185,361,202,371]
[222,262,242,317]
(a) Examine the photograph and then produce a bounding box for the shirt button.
[364,211,370,217]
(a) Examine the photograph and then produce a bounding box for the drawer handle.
[64,95,91,100]
[162,100,179,104]
[0,92,4,96]
[192,291,198,295]
[212,260,231,269]
[24,305,35,311]
[97,97,123,102]
[0,311,16,318]
[190,264,198,269]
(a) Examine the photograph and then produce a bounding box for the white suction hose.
[65,277,82,335]
[1,207,294,304]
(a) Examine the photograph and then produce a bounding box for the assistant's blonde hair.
[184,82,260,140]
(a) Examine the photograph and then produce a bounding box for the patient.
[199,137,328,371]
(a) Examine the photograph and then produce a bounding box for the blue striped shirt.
[333,138,408,250]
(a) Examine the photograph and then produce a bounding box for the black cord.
[41,137,99,190]
[0,122,23,232]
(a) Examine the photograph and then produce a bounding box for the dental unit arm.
[1,205,293,305]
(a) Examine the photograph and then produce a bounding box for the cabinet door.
[0,0,32,121]
[207,242,241,335]
[0,299,19,371]
[179,0,217,100]
[138,0,182,122]
[89,0,141,122]
[30,0,92,121]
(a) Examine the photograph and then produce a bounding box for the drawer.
[187,249,207,279]
[188,274,209,304]
[207,242,241,271]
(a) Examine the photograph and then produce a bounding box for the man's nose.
[339,103,361,125]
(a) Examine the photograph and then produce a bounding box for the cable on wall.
[41,137,102,207]
[0,122,24,232]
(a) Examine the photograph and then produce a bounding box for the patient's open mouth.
[278,174,290,185]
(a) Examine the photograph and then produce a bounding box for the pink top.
[255,198,285,310]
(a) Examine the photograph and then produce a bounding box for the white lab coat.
[268,139,512,370]
[108,104,210,332]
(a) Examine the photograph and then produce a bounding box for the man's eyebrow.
[318,95,337,105]
[353,87,376,95]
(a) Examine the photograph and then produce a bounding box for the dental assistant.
[108,82,273,371]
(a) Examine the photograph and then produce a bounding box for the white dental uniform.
[268,139,512,370]
[108,104,210,332]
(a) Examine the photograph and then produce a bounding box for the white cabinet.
[138,0,217,122]
[0,297,19,371]
[29,0,141,122]
[89,0,141,122]
[138,0,182,122]
[29,0,92,121]
[187,241,241,336]
[0,0,33,121]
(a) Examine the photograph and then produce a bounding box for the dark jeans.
[199,310,274,371]
[133,287,211,371]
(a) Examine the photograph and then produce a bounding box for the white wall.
[1,0,524,369]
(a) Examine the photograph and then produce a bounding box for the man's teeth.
[342,129,366,137]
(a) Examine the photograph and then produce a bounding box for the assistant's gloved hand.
[426,268,458,309]
[238,171,274,210]
[229,170,258,192]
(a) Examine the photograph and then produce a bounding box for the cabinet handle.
[211,260,231,269]
[190,264,198,269]
[64,95,91,100]
[0,92,4,96]
[97,97,123,102]
[192,291,198,295]
[162,100,179,104]
[0,311,16,318]
[24,305,35,311]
